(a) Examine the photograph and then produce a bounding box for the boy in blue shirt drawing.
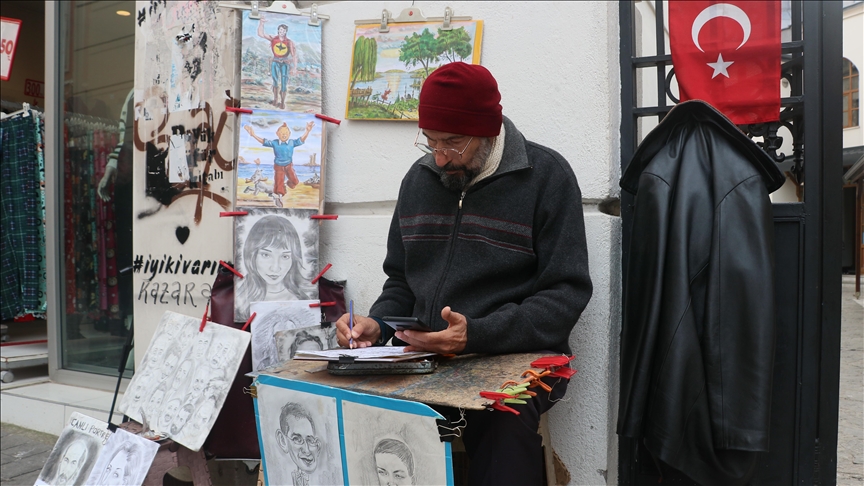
[244,121,314,200]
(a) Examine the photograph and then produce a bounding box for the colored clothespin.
[199,300,210,332]
[521,369,554,392]
[311,263,332,284]
[310,214,338,220]
[220,211,248,217]
[309,301,336,308]
[220,260,244,279]
[226,107,253,114]
[531,355,578,379]
[314,113,341,125]
[241,312,256,332]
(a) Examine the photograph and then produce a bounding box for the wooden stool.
[118,422,213,486]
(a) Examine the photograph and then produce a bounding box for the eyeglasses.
[414,130,474,159]
[290,433,320,450]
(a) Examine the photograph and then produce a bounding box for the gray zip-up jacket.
[369,117,592,355]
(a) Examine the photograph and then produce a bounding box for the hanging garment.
[617,100,785,485]
[0,114,42,320]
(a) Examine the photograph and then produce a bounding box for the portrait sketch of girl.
[234,208,319,321]
[250,300,320,371]
[342,401,448,485]
[83,428,159,486]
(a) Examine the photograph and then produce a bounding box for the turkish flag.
[669,1,780,124]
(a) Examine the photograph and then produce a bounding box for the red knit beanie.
[418,62,502,137]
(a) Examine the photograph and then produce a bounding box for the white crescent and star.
[690,3,752,79]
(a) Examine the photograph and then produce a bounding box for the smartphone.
[381,316,433,332]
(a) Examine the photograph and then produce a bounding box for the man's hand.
[335,313,381,349]
[244,124,255,135]
[398,306,467,354]
[98,166,117,201]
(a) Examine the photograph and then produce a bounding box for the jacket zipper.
[428,191,466,327]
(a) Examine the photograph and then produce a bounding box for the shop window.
[843,58,859,128]
[59,0,136,375]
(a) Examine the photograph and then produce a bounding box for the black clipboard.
[327,359,437,376]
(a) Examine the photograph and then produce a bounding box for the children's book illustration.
[237,111,323,210]
[35,413,110,486]
[241,11,322,112]
[250,300,320,371]
[256,386,343,486]
[346,20,483,120]
[234,208,319,322]
[116,311,251,451]
[82,428,159,486]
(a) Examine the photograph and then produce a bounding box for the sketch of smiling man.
[276,402,321,486]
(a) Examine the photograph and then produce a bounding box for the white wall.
[314,2,621,484]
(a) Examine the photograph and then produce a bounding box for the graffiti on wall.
[132,0,240,363]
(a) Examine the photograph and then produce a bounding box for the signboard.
[1,17,22,81]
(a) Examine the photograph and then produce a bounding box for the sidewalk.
[0,423,57,485]
[837,275,864,484]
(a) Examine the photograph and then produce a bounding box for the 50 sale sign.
[1,17,22,81]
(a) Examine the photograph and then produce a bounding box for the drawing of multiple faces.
[117,311,251,451]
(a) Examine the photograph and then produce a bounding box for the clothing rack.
[0,100,42,120]
[64,111,119,132]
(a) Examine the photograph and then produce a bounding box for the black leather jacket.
[618,101,785,485]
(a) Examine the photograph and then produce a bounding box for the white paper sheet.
[293,346,436,362]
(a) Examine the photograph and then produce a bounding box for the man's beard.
[439,138,493,191]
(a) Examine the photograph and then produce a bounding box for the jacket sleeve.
[616,173,671,438]
[463,154,593,355]
[369,194,416,344]
[705,175,776,451]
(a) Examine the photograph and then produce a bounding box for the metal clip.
[250,0,259,19]
[442,7,453,31]
[308,3,320,26]
[380,9,391,33]
[245,385,258,398]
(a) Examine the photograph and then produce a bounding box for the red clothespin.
[314,113,341,125]
[199,300,210,332]
[220,260,244,279]
[479,391,521,415]
[226,107,253,114]
[309,301,336,308]
[241,312,256,332]
[310,214,338,220]
[220,211,248,217]
[311,263,332,284]
[530,355,578,379]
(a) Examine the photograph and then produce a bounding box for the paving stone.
[0,435,30,451]
[0,451,49,482]
[0,453,14,466]
[3,441,54,460]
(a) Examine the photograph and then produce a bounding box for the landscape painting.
[241,11,322,112]
[236,111,324,210]
[345,20,483,121]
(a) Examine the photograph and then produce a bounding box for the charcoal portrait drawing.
[234,208,319,321]
[256,384,342,486]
